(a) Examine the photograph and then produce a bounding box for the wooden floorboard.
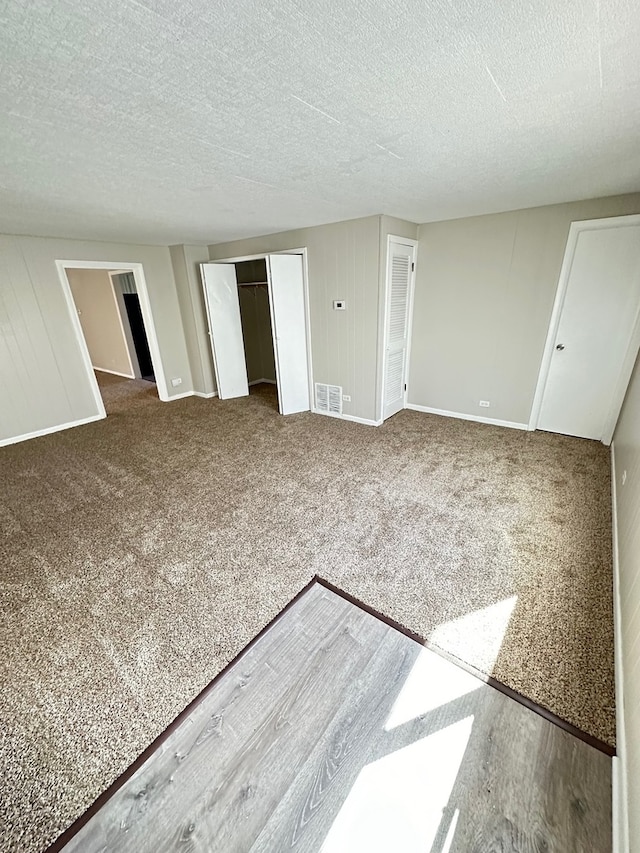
[56,583,612,853]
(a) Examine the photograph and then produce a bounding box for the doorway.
[236,259,277,408]
[530,214,640,443]
[110,271,155,382]
[57,260,168,417]
[200,252,312,416]
[381,237,417,422]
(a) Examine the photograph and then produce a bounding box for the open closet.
[200,253,310,415]
[235,259,276,390]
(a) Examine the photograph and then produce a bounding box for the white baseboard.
[0,413,105,447]
[193,390,217,398]
[405,403,529,431]
[312,408,382,427]
[93,367,135,379]
[611,442,629,853]
[248,378,277,386]
[164,390,195,402]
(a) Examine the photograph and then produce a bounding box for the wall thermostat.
[333,300,346,310]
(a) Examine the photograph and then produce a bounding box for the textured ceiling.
[1,0,639,245]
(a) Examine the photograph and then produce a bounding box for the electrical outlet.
[622,470,627,486]
[171,378,182,387]
[342,394,351,402]
[479,400,490,408]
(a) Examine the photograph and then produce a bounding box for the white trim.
[193,390,217,398]
[248,378,277,386]
[380,235,418,423]
[0,414,104,447]
[611,442,629,853]
[202,248,314,414]
[312,408,382,427]
[406,403,528,431]
[603,304,640,445]
[93,367,138,379]
[529,214,640,436]
[211,247,307,263]
[163,390,194,401]
[57,260,169,401]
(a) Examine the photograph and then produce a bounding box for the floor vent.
[315,383,342,415]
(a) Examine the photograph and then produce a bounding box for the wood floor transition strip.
[46,575,613,852]
[314,575,616,757]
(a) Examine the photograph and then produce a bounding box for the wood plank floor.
[53,582,612,853]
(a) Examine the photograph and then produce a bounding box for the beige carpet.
[0,373,613,852]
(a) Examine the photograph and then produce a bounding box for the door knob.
[556,343,565,351]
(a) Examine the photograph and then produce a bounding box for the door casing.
[529,214,640,444]
[202,249,314,411]
[380,236,418,423]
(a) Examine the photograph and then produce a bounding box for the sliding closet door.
[267,254,310,415]
[200,263,249,399]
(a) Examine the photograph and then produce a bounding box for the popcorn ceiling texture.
[1,0,640,244]
[0,375,613,851]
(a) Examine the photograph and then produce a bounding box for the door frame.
[56,260,168,408]
[379,235,418,422]
[528,214,640,442]
[204,248,314,408]
[108,271,142,379]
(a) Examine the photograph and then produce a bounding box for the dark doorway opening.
[123,293,154,382]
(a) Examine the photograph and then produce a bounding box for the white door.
[383,240,415,421]
[537,217,640,441]
[267,254,310,415]
[200,263,249,399]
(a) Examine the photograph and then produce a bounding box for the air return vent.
[315,383,342,415]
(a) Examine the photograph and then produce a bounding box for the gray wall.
[170,244,216,396]
[0,234,192,444]
[409,193,640,425]
[67,268,133,377]
[209,215,382,422]
[613,352,640,851]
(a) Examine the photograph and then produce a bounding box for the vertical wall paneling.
[0,234,192,445]
[170,245,215,396]
[209,216,382,423]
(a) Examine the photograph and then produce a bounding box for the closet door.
[200,263,249,399]
[267,254,310,415]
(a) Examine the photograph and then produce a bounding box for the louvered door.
[383,240,415,420]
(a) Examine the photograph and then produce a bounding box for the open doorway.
[236,259,277,410]
[201,252,312,416]
[57,260,167,417]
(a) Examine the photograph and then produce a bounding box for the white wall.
[67,268,133,377]
[410,193,640,426]
[209,216,382,422]
[170,245,215,396]
[0,234,192,444]
[612,351,640,852]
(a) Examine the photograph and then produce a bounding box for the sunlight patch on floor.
[384,648,482,731]
[430,595,518,672]
[320,716,474,853]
